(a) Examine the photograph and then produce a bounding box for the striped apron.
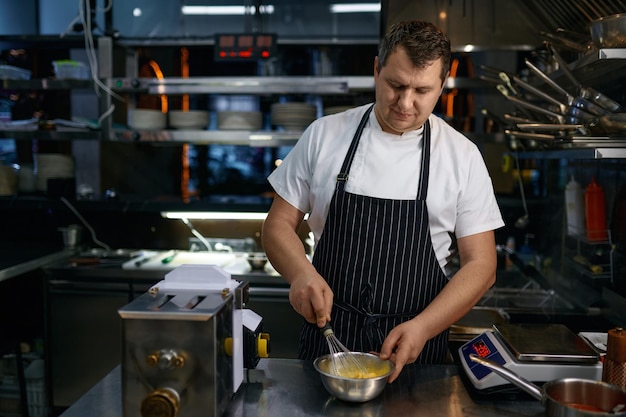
[298,104,449,363]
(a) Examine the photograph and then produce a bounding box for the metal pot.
[469,354,626,416]
[590,14,626,49]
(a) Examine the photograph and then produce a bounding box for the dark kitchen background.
[1,0,624,313]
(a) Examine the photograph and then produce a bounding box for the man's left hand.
[378,320,428,383]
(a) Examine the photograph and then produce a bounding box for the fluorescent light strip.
[162,211,310,221]
[181,5,274,16]
[162,211,268,220]
[330,3,381,13]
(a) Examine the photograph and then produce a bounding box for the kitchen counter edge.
[59,359,545,417]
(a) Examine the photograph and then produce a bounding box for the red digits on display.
[472,340,491,358]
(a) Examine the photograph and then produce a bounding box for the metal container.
[314,352,394,402]
[590,14,626,49]
[247,252,268,271]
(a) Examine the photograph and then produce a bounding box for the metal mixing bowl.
[247,252,268,271]
[313,352,394,402]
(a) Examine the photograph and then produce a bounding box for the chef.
[262,20,504,382]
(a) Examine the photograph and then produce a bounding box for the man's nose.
[397,89,414,109]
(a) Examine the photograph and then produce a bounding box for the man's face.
[373,47,448,135]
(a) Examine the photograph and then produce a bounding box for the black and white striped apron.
[299,104,449,363]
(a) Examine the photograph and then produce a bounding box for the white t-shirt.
[268,103,505,277]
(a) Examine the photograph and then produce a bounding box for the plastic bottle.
[565,175,585,237]
[585,177,608,242]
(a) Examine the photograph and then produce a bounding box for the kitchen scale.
[459,323,602,395]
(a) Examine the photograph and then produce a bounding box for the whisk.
[320,324,368,378]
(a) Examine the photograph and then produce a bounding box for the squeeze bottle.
[564,175,585,237]
[585,177,608,242]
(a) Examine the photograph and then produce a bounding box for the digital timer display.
[472,340,491,358]
[214,33,276,61]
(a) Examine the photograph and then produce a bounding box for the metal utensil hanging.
[515,113,626,136]
[524,57,609,119]
[511,75,570,115]
[504,95,567,124]
[547,43,624,113]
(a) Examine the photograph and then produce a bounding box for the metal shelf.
[112,128,300,146]
[550,48,626,92]
[108,75,489,95]
[0,124,300,145]
[0,79,93,90]
[114,36,381,47]
[566,254,612,281]
[564,232,614,283]
[109,76,373,95]
[517,146,626,159]
[0,127,101,140]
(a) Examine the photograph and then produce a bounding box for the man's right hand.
[288,273,333,327]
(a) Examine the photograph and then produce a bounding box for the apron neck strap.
[417,119,431,201]
[336,104,375,188]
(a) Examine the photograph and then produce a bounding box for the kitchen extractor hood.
[382,0,625,52]
[381,0,626,51]
[516,0,626,37]
[382,0,544,51]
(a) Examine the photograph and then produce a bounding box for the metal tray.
[493,323,600,364]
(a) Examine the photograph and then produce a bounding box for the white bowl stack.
[169,110,210,129]
[217,111,263,130]
[36,154,74,192]
[271,102,317,130]
[128,109,167,130]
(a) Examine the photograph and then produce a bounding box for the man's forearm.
[262,220,317,285]
[411,260,496,340]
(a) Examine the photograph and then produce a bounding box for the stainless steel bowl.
[313,352,394,402]
[247,253,268,271]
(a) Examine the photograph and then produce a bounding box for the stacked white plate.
[217,111,263,130]
[169,110,209,129]
[128,109,167,130]
[271,102,317,130]
[36,153,74,192]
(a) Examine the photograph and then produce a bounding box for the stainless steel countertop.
[42,249,288,288]
[59,359,545,417]
[0,245,74,283]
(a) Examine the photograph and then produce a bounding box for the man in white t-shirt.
[262,20,504,382]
